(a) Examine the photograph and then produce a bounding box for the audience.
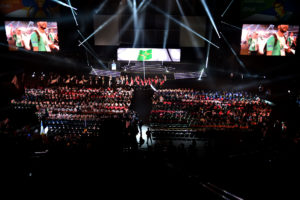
[1,71,299,158]
[150,88,272,131]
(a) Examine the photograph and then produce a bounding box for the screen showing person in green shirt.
[240,24,298,56]
[247,32,259,55]
[287,32,296,48]
[266,24,290,56]
[31,21,57,52]
[13,28,25,49]
[4,20,60,52]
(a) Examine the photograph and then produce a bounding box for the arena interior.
[0,0,300,198]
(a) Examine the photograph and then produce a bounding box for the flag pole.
[143,60,146,80]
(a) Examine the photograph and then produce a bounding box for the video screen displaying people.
[240,24,298,56]
[5,21,59,52]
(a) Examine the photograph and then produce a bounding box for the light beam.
[77,30,108,69]
[67,0,78,26]
[198,68,205,80]
[221,21,242,30]
[221,0,235,17]
[220,32,248,73]
[150,3,219,48]
[78,40,107,69]
[51,0,77,10]
[78,6,125,46]
[132,0,139,47]
[162,2,170,48]
[94,0,108,14]
[206,24,213,69]
[176,0,203,58]
[200,0,221,38]
[117,0,151,45]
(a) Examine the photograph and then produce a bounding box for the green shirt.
[248,38,257,51]
[13,34,23,47]
[31,31,46,51]
[287,37,293,47]
[266,35,281,56]
[49,33,54,42]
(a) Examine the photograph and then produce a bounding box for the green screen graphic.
[137,49,152,61]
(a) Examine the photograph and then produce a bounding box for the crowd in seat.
[2,71,300,187]
[116,74,167,87]
[24,72,167,89]
[150,89,272,132]
[11,72,143,136]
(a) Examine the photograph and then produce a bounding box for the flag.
[137,49,152,61]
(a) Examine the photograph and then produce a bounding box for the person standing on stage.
[146,128,152,145]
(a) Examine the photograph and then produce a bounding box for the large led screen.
[240,0,299,22]
[5,21,60,52]
[117,48,181,62]
[240,24,298,56]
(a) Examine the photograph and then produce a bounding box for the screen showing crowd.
[240,24,298,56]
[5,21,59,52]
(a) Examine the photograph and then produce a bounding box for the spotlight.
[198,68,205,80]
